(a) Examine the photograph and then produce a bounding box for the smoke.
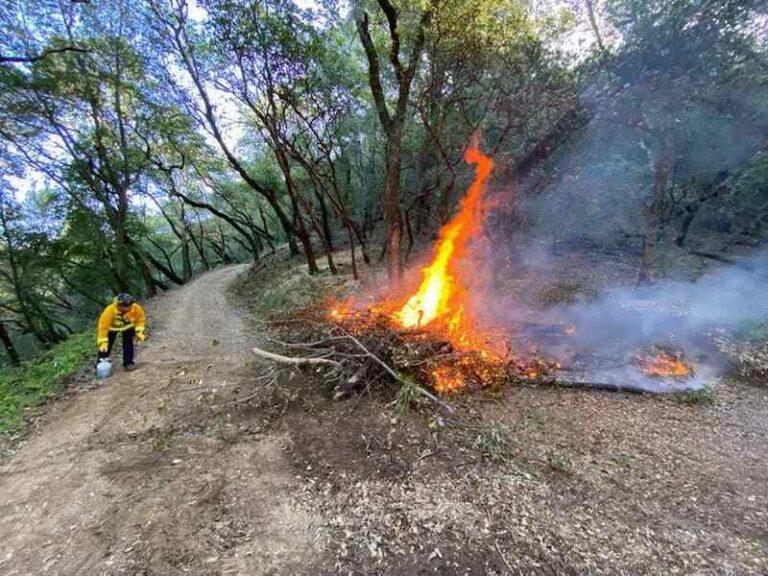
[547,250,768,391]
[463,16,768,391]
[461,238,768,391]
[566,252,768,340]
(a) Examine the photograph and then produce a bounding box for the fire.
[635,350,692,378]
[433,366,464,394]
[394,141,494,345]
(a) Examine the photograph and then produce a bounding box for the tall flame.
[394,142,493,335]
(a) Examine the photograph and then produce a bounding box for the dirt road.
[0,264,321,575]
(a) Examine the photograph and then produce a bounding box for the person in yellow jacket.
[97,293,147,371]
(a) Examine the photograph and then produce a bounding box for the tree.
[355,0,433,282]
[148,0,326,273]
[0,0,195,294]
[603,0,767,283]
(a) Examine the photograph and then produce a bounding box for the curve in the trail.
[0,264,319,576]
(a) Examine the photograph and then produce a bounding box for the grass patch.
[546,451,573,473]
[0,332,93,433]
[250,262,325,315]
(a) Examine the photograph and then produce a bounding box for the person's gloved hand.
[136,329,146,343]
[98,338,109,353]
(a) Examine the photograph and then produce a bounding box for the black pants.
[97,328,135,367]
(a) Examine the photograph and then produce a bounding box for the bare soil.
[0,261,766,575]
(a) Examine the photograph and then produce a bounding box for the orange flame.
[433,366,465,394]
[394,142,493,342]
[636,351,692,378]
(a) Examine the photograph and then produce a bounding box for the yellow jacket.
[97,299,146,343]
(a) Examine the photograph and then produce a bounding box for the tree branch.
[0,46,90,64]
[355,10,393,132]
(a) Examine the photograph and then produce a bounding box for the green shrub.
[395,373,423,415]
[675,386,715,406]
[474,423,513,463]
[0,332,93,433]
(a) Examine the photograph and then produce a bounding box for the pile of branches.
[253,307,559,411]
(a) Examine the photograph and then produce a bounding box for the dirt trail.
[0,264,321,575]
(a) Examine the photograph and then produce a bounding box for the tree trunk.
[181,233,193,281]
[347,223,359,280]
[112,213,133,292]
[289,204,319,273]
[384,132,405,280]
[275,145,321,274]
[638,140,673,286]
[674,206,699,247]
[585,0,607,59]
[355,3,431,283]
[0,323,21,366]
[191,222,211,271]
[131,245,166,294]
[259,207,276,253]
[314,186,334,253]
[404,203,415,262]
[282,218,300,256]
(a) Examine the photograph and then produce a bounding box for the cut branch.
[252,345,341,367]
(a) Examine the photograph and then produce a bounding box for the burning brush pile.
[256,143,557,404]
[255,142,697,404]
[260,302,559,406]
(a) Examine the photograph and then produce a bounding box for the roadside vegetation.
[0,332,92,433]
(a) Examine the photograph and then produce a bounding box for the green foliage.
[675,386,715,407]
[1,0,765,392]
[0,332,93,433]
[151,429,173,452]
[473,423,513,462]
[395,373,423,415]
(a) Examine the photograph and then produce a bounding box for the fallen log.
[557,379,654,394]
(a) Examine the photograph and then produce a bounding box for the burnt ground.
[0,256,766,575]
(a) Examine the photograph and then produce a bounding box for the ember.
[433,366,464,394]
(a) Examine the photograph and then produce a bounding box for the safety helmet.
[116,292,135,306]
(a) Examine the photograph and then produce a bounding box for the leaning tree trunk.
[190,219,211,271]
[274,144,322,274]
[0,323,21,366]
